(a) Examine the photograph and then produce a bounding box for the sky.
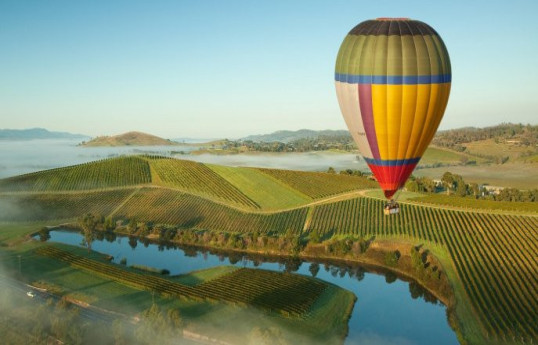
[1,0,537,139]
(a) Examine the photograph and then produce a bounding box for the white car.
[26,291,35,298]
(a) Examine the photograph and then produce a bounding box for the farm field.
[414,162,538,189]
[410,194,538,214]
[208,164,312,209]
[419,146,485,166]
[463,139,535,162]
[0,155,536,345]
[0,156,151,192]
[0,233,354,344]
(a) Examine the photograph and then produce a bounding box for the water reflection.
[38,229,458,345]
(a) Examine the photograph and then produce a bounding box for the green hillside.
[208,164,312,209]
[0,155,537,344]
[0,156,151,192]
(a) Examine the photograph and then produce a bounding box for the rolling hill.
[0,128,88,140]
[80,131,179,147]
[0,156,537,345]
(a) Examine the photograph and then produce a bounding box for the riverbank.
[53,223,455,316]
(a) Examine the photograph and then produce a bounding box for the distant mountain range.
[241,129,350,143]
[0,128,88,140]
[80,131,179,147]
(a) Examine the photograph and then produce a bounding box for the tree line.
[405,171,538,202]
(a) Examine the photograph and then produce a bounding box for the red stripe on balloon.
[367,162,418,200]
[358,83,381,160]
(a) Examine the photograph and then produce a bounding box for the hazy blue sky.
[1,0,537,138]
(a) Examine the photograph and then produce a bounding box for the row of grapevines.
[0,189,134,222]
[412,194,538,213]
[37,246,324,317]
[0,156,151,192]
[257,168,377,199]
[197,268,326,318]
[308,197,538,341]
[115,188,307,234]
[148,158,259,208]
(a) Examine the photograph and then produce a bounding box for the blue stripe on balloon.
[335,73,451,84]
[363,157,421,166]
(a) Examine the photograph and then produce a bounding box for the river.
[42,229,459,345]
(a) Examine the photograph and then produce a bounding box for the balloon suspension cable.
[393,189,402,203]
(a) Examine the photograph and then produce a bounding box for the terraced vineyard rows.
[115,188,307,234]
[0,156,151,192]
[257,168,376,199]
[148,157,259,208]
[37,246,326,317]
[0,189,135,221]
[308,197,538,342]
[196,268,327,317]
[412,194,538,213]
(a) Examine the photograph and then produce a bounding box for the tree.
[441,172,455,195]
[327,167,336,174]
[79,213,96,252]
[405,179,419,193]
[384,250,400,267]
[469,183,479,198]
[309,263,320,277]
[128,217,138,234]
[309,229,321,244]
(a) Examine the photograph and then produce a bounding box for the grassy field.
[147,157,259,208]
[420,146,485,166]
[463,139,536,162]
[414,162,538,189]
[257,167,377,199]
[364,189,426,201]
[208,164,312,209]
[0,155,537,344]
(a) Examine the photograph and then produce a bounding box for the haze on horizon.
[1,0,537,139]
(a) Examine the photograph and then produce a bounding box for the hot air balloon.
[335,18,451,214]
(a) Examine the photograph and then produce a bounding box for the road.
[0,273,121,323]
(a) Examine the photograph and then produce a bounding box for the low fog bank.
[0,258,342,345]
[0,139,366,179]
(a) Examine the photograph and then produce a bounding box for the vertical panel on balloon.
[404,84,432,160]
[416,83,451,157]
[357,83,380,160]
[371,84,388,160]
[397,84,419,160]
[412,83,451,158]
[335,81,374,159]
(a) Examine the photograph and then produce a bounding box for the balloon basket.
[384,200,400,215]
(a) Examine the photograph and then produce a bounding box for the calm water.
[0,139,365,178]
[43,230,459,345]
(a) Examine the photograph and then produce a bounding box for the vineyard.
[0,156,151,192]
[308,197,538,343]
[0,156,537,344]
[0,189,135,222]
[257,168,377,199]
[114,188,308,234]
[208,164,312,209]
[412,194,538,213]
[36,245,332,318]
[147,157,259,208]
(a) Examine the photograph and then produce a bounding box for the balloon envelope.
[335,18,451,199]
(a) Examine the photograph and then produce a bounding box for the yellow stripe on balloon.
[371,83,451,161]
